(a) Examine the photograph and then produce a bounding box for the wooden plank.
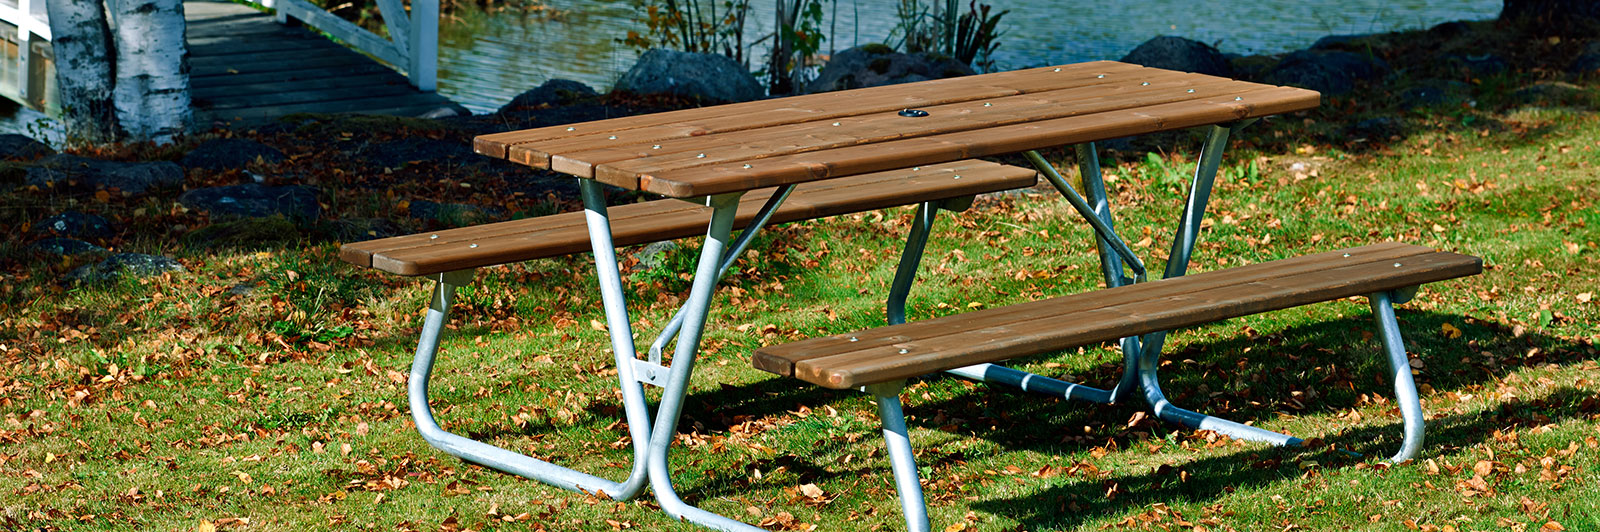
[189,34,343,56]
[750,242,1434,376]
[189,63,395,88]
[634,85,1319,197]
[197,82,417,109]
[516,67,1183,173]
[192,72,408,100]
[473,61,1149,160]
[190,53,375,77]
[190,47,371,71]
[199,93,457,122]
[758,248,1481,388]
[569,75,1246,185]
[346,160,1035,275]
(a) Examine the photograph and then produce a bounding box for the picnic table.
[343,61,1481,531]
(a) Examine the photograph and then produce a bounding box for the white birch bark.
[111,0,191,144]
[44,0,120,145]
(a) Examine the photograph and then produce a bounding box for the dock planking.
[185,0,463,126]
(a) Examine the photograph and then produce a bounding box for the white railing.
[252,0,438,91]
[0,0,50,107]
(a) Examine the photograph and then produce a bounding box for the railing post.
[16,0,29,106]
[407,0,437,91]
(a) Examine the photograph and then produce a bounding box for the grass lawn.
[5,83,1600,532]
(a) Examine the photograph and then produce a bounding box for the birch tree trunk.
[44,0,120,145]
[111,0,192,144]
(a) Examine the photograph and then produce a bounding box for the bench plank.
[341,160,1036,276]
[752,244,1481,389]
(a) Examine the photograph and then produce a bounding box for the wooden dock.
[186,0,462,126]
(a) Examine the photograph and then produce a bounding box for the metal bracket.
[433,268,474,287]
[937,195,976,213]
[1389,285,1419,305]
[631,358,670,387]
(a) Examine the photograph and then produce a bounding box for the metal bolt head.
[953,175,962,180]
[697,153,706,158]
[742,164,752,169]
[832,122,841,126]
[566,126,576,131]
[983,102,992,107]
[898,348,909,354]
[849,336,859,342]
[469,243,479,248]
[1186,89,1195,93]
[1142,81,1150,86]
[608,135,617,140]
[1053,68,1061,72]
[1235,96,1243,101]
[430,234,439,240]
[912,167,920,171]
[1343,253,1351,257]
[1097,74,1105,78]
[1394,263,1402,267]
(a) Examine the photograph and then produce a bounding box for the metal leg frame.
[1370,290,1426,462]
[867,380,931,532]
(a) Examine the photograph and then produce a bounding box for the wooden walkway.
[186,0,462,126]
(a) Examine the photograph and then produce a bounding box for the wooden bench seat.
[754,242,1483,389]
[339,160,1036,276]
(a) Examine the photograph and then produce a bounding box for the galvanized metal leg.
[867,380,931,532]
[407,268,651,500]
[1131,123,1310,446]
[649,185,797,364]
[1370,290,1426,462]
[642,192,767,532]
[886,201,940,327]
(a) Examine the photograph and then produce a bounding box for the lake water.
[2,0,1501,139]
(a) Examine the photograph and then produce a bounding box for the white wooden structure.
[0,0,440,113]
[0,0,50,109]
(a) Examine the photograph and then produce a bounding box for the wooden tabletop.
[475,61,1320,198]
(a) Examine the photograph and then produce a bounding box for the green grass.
[5,97,1600,532]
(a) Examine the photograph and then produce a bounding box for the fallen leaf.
[798,483,823,499]
[1440,323,1463,339]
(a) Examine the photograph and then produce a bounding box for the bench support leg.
[642,191,769,532]
[406,267,651,500]
[648,184,797,365]
[1371,290,1426,462]
[868,380,932,532]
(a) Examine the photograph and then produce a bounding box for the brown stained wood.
[527,69,1194,178]
[574,76,1246,183]
[752,246,1482,389]
[749,242,1434,376]
[474,61,1150,161]
[342,161,1035,275]
[636,86,1319,197]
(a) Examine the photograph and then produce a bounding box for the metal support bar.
[407,266,651,500]
[867,380,931,532]
[887,201,939,326]
[1371,290,1426,462]
[648,185,797,364]
[1077,142,1143,403]
[1024,150,1148,284]
[643,192,767,532]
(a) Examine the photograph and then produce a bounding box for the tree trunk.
[1501,0,1600,36]
[45,0,120,145]
[111,0,191,144]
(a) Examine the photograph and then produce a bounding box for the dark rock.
[1227,54,1279,81]
[357,138,479,169]
[1262,50,1389,95]
[416,106,465,119]
[179,184,321,220]
[70,253,185,282]
[499,79,600,113]
[182,216,304,249]
[29,238,106,256]
[408,200,505,227]
[1119,36,1231,77]
[30,211,114,241]
[1570,42,1600,75]
[226,282,257,296]
[1309,34,1374,51]
[615,49,764,103]
[1500,0,1600,37]
[1345,117,1405,141]
[632,240,679,272]
[25,155,185,196]
[1511,82,1591,106]
[180,138,286,171]
[1399,79,1471,109]
[1427,21,1473,39]
[807,45,975,93]
[331,217,404,241]
[1451,54,1509,77]
[0,134,54,161]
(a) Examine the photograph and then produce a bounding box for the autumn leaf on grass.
[1440,323,1463,339]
